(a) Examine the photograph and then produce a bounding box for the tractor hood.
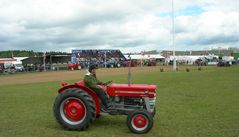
[107,84,156,98]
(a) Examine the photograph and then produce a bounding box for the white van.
[4,62,24,72]
[12,62,24,72]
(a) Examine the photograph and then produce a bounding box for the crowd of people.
[71,50,126,68]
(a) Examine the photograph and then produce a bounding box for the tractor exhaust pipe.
[128,54,132,85]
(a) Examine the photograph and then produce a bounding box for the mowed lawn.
[0,66,239,137]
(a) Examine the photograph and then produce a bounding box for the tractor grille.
[149,97,156,106]
[149,97,156,111]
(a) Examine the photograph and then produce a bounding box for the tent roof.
[124,54,165,60]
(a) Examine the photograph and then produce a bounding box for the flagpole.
[43,52,46,72]
[172,0,177,70]
[128,54,132,85]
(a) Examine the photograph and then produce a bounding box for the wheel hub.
[133,115,148,129]
[71,108,76,113]
[64,99,86,121]
[138,120,142,124]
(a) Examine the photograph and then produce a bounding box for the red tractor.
[53,59,157,134]
[68,63,81,70]
[53,81,156,134]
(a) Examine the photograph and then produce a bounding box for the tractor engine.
[109,96,156,113]
[113,96,143,106]
[106,84,156,114]
[123,97,142,106]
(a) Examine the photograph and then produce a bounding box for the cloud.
[174,10,239,49]
[0,0,238,53]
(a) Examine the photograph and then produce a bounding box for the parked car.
[147,59,157,66]
[13,63,25,72]
[195,57,208,66]
[217,61,231,67]
[0,63,4,73]
[3,62,16,74]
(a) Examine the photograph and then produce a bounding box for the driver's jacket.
[84,71,103,91]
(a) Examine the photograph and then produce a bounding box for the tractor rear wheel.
[127,110,153,134]
[53,89,96,130]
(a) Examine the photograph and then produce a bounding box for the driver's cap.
[89,65,98,72]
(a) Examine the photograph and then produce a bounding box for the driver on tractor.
[84,65,109,111]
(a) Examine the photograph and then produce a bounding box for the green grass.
[0,66,239,137]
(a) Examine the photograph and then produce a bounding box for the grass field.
[0,66,239,137]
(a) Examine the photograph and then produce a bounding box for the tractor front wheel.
[151,108,156,117]
[127,110,153,134]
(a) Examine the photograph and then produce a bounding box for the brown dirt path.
[0,66,164,86]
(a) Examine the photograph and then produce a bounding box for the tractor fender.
[58,84,101,116]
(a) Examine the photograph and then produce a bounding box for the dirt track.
[0,66,166,86]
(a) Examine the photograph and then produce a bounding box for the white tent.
[148,54,165,59]
[222,56,234,61]
[124,54,164,60]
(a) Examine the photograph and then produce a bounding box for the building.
[21,53,71,71]
[161,50,234,57]
[0,58,17,63]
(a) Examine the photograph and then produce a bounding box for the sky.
[0,0,239,53]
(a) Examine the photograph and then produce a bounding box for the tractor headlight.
[144,90,149,94]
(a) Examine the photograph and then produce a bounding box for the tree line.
[0,50,68,58]
[0,50,43,58]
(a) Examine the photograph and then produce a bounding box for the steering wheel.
[103,81,113,86]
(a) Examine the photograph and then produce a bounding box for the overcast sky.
[0,0,239,53]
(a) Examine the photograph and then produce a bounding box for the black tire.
[127,110,153,134]
[53,88,96,130]
[151,108,156,117]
